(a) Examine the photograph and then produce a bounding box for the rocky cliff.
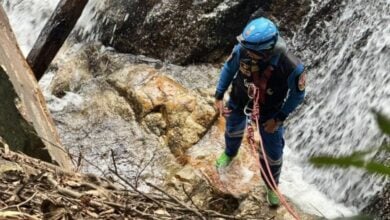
[41,42,317,219]
[84,0,309,65]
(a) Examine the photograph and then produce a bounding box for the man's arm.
[274,63,306,122]
[214,45,241,100]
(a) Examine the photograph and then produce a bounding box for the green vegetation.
[310,112,390,176]
[309,112,389,219]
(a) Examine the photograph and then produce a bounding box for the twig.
[85,210,99,218]
[145,181,205,220]
[7,178,26,202]
[102,201,126,209]
[28,130,73,161]
[0,199,7,207]
[0,211,40,220]
[6,172,44,203]
[46,174,81,199]
[109,168,163,208]
[135,151,156,188]
[77,154,112,180]
[99,208,115,216]
[0,191,38,211]
[0,148,77,176]
[110,149,118,174]
[76,151,83,172]
[129,206,160,220]
[181,184,202,212]
[203,209,239,219]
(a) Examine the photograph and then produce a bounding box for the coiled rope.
[245,83,300,220]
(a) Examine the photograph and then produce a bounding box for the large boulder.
[107,64,218,162]
[48,43,218,175]
[47,43,316,218]
[47,45,183,181]
[167,126,317,219]
[92,0,310,65]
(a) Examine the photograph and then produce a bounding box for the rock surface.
[88,0,310,65]
[50,45,218,166]
[361,151,390,219]
[45,43,317,219]
[167,118,316,219]
[107,65,217,161]
[362,182,390,219]
[47,43,219,183]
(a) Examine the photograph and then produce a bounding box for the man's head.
[237,17,279,60]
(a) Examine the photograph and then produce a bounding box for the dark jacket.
[215,44,306,121]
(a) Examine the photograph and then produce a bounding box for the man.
[214,17,306,206]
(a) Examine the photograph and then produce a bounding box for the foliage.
[310,112,390,176]
[309,112,389,219]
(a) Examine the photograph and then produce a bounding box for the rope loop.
[244,83,301,220]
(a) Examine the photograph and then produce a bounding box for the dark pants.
[224,102,284,187]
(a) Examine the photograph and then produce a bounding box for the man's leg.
[259,125,285,206]
[224,108,247,157]
[216,107,246,168]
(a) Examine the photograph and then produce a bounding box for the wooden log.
[27,0,89,80]
[0,6,73,170]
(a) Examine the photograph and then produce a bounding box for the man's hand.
[214,99,232,118]
[263,118,281,133]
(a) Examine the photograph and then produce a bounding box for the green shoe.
[215,152,232,168]
[266,187,280,207]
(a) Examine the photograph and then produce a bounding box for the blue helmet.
[237,17,279,53]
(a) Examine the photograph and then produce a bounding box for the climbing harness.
[244,83,301,220]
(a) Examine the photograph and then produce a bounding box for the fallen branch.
[109,168,163,208]
[0,192,38,212]
[145,181,206,220]
[0,147,245,219]
[0,211,40,220]
[181,184,201,212]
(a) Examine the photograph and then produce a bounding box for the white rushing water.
[284,0,390,215]
[2,0,389,218]
[1,0,59,56]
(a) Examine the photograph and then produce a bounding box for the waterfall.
[1,0,107,56]
[285,0,389,212]
[2,0,389,218]
[1,0,60,56]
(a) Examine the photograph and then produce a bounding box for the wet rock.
[265,0,310,38]
[97,0,264,64]
[93,0,310,64]
[361,152,390,219]
[143,112,167,136]
[188,117,261,198]
[49,43,136,98]
[48,47,182,183]
[81,84,135,121]
[49,50,92,98]
[48,44,218,181]
[47,43,317,219]
[107,64,218,161]
[50,62,134,121]
[362,182,390,219]
[166,139,317,219]
[167,164,242,215]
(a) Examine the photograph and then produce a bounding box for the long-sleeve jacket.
[215,44,306,121]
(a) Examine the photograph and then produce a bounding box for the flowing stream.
[284,0,390,215]
[2,0,389,218]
